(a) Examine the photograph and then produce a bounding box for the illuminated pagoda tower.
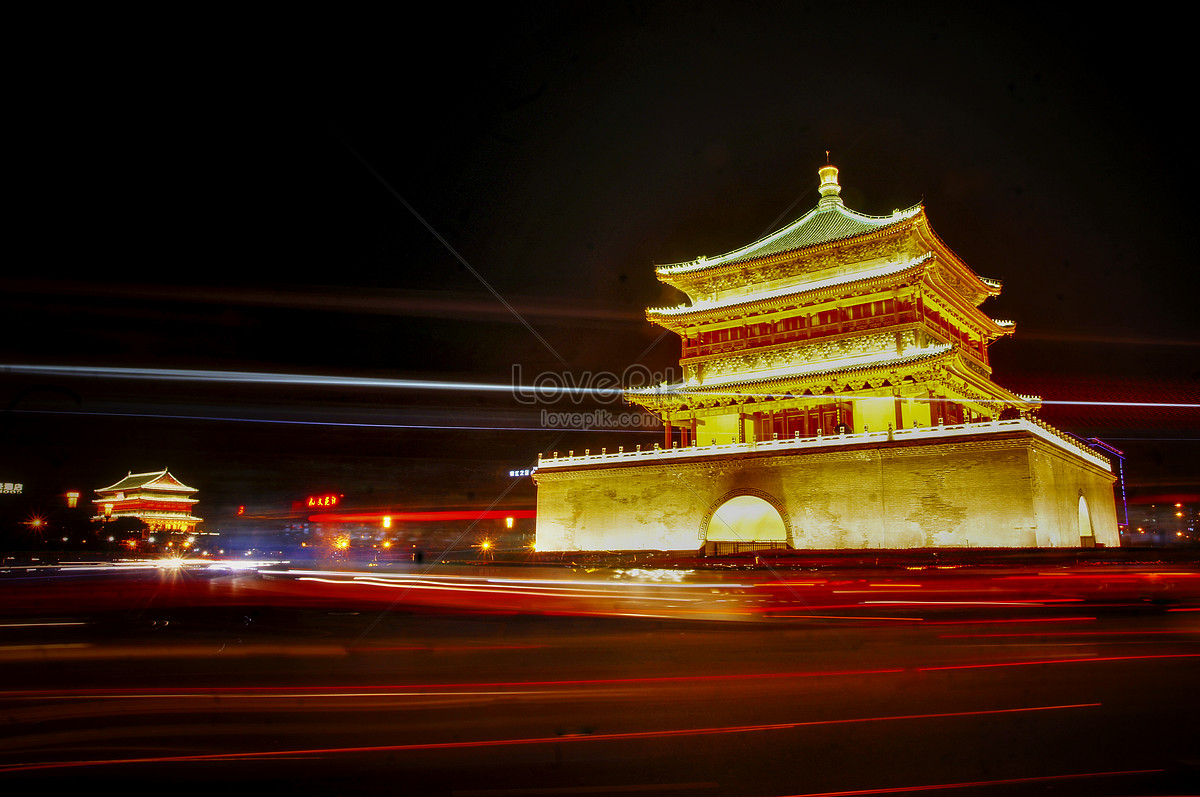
[534,164,1119,553]
[94,468,203,540]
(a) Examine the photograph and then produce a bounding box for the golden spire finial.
[817,156,842,206]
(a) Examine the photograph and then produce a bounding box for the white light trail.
[11,408,564,432]
[3,364,1195,408]
[0,364,615,399]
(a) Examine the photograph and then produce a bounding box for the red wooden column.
[929,390,944,425]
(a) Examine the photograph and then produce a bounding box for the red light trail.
[916,652,1200,671]
[0,702,1101,774]
[0,667,908,700]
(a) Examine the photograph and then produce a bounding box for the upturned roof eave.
[92,495,198,504]
[943,352,1041,410]
[626,345,955,401]
[916,269,1015,337]
[647,256,931,325]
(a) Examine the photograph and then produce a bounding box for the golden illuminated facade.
[94,468,203,537]
[534,165,1119,553]
[628,164,1034,444]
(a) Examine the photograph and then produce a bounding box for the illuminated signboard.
[307,494,341,508]
[1,483,23,494]
[508,469,532,478]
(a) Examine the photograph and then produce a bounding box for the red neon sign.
[308,509,536,523]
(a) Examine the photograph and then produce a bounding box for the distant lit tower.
[93,468,203,539]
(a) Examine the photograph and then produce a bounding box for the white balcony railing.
[535,417,1111,473]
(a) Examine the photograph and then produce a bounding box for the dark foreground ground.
[1,558,1198,796]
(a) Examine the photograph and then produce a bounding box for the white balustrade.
[534,417,1110,472]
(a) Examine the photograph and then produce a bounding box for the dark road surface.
[1,562,1198,795]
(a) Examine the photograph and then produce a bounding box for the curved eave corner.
[1016,392,1044,411]
[917,215,1002,296]
[991,319,1017,337]
[944,351,1038,411]
[624,382,685,410]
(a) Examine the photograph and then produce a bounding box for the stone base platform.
[533,418,1119,552]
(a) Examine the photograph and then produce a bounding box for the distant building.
[94,468,204,540]
[534,164,1119,553]
[1125,498,1199,546]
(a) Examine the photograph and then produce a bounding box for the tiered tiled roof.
[657,166,921,275]
[626,163,1036,417]
[96,469,197,495]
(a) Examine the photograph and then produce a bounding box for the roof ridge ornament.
[817,158,843,209]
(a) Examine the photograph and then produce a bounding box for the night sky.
[4,3,1197,538]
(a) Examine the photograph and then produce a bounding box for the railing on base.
[535,417,1111,473]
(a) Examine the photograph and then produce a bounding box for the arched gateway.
[700,491,792,556]
[1079,494,1096,547]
